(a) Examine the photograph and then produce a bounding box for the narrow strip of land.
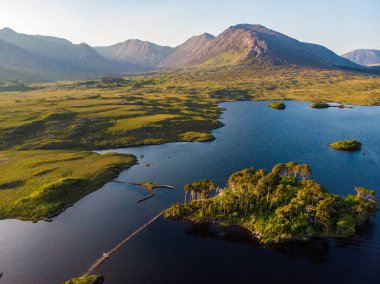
[137,193,156,203]
[82,210,164,277]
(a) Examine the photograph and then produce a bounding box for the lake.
[0,101,379,283]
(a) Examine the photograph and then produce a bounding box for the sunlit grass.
[0,150,135,221]
[108,114,178,132]
[0,66,378,220]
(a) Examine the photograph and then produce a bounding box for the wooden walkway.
[82,210,164,277]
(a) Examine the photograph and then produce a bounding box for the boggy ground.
[0,66,379,221]
[0,150,135,221]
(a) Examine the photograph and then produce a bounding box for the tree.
[285,161,298,176]
[300,164,312,180]
[355,187,378,212]
[228,168,255,187]
[355,187,378,224]
[336,215,355,235]
[184,183,194,203]
[262,172,280,209]
[316,196,336,233]
[183,179,216,205]
[271,163,285,175]
[197,179,216,200]
[184,184,190,204]
[297,180,326,207]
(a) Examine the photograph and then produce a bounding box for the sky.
[0,0,379,54]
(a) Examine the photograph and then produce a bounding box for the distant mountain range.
[0,28,146,81]
[97,25,358,70]
[95,39,174,68]
[341,49,380,66]
[0,24,373,81]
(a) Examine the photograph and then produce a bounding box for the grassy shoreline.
[0,151,136,221]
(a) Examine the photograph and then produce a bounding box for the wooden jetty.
[82,210,164,277]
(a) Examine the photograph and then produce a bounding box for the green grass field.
[0,66,379,221]
[0,150,135,221]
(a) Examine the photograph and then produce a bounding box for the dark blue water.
[95,101,380,284]
[0,101,379,283]
[104,101,380,195]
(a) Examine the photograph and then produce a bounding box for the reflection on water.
[182,221,331,264]
[183,221,257,244]
[96,217,380,284]
[180,219,379,264]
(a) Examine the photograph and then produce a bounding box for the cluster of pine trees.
[165,162,377,243]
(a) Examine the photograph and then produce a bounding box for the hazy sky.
[0,0,379,54]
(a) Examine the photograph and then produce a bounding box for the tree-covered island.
[165,162,377,243]
[329,139,362,151]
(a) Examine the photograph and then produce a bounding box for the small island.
[268,101,286,109]
[309,103,353,109]
[329,139,362,151]
[165,162,377,243]
[310,102,330,108]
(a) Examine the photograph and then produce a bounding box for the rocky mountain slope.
[95,39,174,68]
[0,24,370,81]
[160,24,359,69]
[342,49,380,66]
[159,33,215,68]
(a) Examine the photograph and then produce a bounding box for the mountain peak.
[233,23,267,30]
[184,33,215,42]
[200,33,215,40]
[158,32,215,68]
[95,39,174,67]
[229,24,287,39]
[162,23,359,69]
[0,27,16,33]
[121,38,172,49]
[123,38,145,44]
